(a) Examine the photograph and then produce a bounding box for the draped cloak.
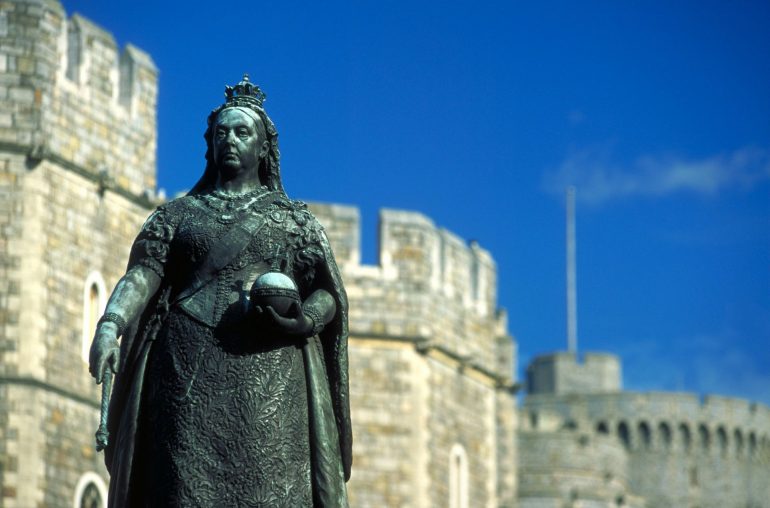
[103,191,351,507]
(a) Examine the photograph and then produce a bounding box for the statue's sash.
[173,191,279,321]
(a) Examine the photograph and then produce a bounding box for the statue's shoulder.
[281,198,324,230]
[155,194,198,215]
[136,195,198,233]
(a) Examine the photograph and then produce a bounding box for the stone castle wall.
[311,205,505,369]
[311,203,517,507]
[0,0,158,199]
[0,1,158,505]
[522,392,770,508]
[517,430,643,508]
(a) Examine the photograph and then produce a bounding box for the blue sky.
[63,1,769,404]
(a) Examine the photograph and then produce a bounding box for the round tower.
[0,1,158,505]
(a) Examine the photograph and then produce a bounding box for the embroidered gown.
[105,188,350,507]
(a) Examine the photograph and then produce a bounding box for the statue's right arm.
[89,265,161,384]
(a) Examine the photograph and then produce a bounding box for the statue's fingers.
[89,348,98,377]
[265,306,281,321]
[265,306,294,329]
[288,300,302,318]
[109,349,120,374]
[95,357,107,385]
[253,305,263,315]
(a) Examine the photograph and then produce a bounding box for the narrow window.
[73,472,108,508]
[679,423,692,453]
[618,421,631,450]
[734,429,744,457]
[66,22,82,83]
[638,421,652,450]
[82,272,107,363]
[596,421,609,435]
[716,426,728,457]
[658,422,672,451]
[698,424,711,453]
[449,444,469,508]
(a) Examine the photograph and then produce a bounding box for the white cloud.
[543,146,770,205]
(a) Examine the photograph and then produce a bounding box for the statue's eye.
[237,128,249,137]
[215,130,226,139]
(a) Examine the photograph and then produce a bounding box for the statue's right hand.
[89,323,120,384]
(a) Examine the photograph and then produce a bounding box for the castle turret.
[0,1,157,506]
[526,351,622,396]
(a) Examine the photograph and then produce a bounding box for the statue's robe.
[104,191,351,507]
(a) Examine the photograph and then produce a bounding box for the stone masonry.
[311,204,518,508]
[0,1,158,506]
[519,353,770,508]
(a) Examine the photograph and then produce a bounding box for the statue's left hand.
[254,301,314,339]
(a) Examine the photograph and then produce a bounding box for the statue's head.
[190,75,283,195]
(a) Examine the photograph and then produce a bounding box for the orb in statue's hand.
[249,271,300,317]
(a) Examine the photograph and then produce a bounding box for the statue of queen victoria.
[89,75,351,507]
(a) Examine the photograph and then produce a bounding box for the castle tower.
[0,1,158,505]
[310,205,518,507]
[520,350,770,507]
[526,351,621,396]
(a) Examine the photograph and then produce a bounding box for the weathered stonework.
[0,1,157,505]
[520,353,770,508]
[311,203,518,508]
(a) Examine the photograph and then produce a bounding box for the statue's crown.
[224,74,266,109]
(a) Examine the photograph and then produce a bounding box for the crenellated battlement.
[61,14,157,117]
[309,202,513,383]
[523,391,770,473]
[0,0,158,199]
[524,391,770,443]
[520,391,770,506]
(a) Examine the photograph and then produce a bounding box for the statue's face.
[212,108,264,179]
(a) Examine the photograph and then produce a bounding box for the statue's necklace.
[198,186,269,224]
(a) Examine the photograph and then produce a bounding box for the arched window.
[617,421,631,450]
[698,424,711,453]
[658,422,672,451]
[73,472,108,508]
[638,421,652,451]
[529,412,539,429]
[748,432,757,458]
[679,423,692,453]
[82,272,107,363]
[734,429,744,457]
[716,426,728,457]
[449,444,469,508]
[596,421,609,435]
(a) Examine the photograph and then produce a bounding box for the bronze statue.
[89,75,351,507]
